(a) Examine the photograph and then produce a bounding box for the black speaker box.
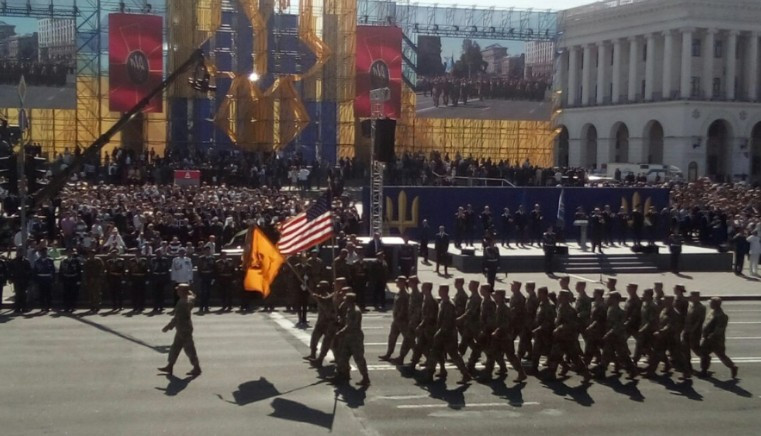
[461,248,475,256]
[360,119,372,138]
[631,245,660,254]
[374,118,396,162]
[555,246,569,255]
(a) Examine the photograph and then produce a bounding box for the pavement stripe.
[729,322,761,325]
[397,402,540,410]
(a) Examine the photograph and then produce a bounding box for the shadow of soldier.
[539,377,595,407]
[414,377,470,409]
[155,374,193,396]
[269,398,334,430]
[483,376,527,407]
[649,375,703,401]
[217,377,327,406]
[704,374,753,398]
[596,376,645,402]
[334,384,367,408]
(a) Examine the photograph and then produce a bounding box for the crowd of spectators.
[0,60,72,87]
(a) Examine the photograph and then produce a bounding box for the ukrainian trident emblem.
[385,190,420,235]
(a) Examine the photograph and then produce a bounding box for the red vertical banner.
[355,26,403,119]
[109,13,164,113]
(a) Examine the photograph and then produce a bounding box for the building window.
[692,38,702,57]
[713,78,721,97]
[611,47,615,65]
[643,44,648,62]
[714,40,723,58]
[691,76,701,97]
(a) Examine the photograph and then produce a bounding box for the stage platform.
[428,242,732,274]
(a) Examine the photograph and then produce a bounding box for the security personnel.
[530,286,555,374]
[33,246,56,312]
[599,291,637,379]
[380,276,410,361]
[196,246,216,313]
[456,280,482,357]
[548,290,591,381]
[487,289,527,382]
[398,235,415,278]
[9,250,33,314]
[482,242,500,290]
[699,297,738,379]
[83,250,105,313]
[150,251,172,312]
[105,250,127,311]
[668,232,683,274]
[542,227,557,274]
[423,285,471,384]
[410,282,437,369]
[395,275,422,365]
[128,252,151,312]
[215,251,236,312]
[332,291,370,386]
[59,249,83,312]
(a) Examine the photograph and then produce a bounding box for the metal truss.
[0,0,77,18]
[75,0,102,148]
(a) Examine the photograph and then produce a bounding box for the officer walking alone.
[158,284,202,377]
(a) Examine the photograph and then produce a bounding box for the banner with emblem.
[355,26,403,119]
[243,227,285,298]
[108,13,164,113]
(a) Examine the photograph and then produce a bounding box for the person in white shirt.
[171,248,194,286]
[103,228,126,254]
[298,167,310,191]
[747,231,761,276]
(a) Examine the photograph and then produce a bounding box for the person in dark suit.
[732,229,750,275]
[434,226,450,276]
[631,208,645,247]
[419,219,431,264]
[365,232,385,258]
[542,227,557,275]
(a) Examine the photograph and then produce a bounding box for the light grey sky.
[424,0,598,11]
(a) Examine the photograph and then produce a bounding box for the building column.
[702,29,716,99]
[645,33,656,100]
[597,42,608,105]
[555,50,566,101]
[568,46,579,106]
[582,44,593,106]
[612,39,623,104]
[726,30,738,100]
[747,31,759,101]
[662,30,674,99]
[680,27,694,99]
[628,36,639,102]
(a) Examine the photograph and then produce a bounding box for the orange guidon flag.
[243,227,285,298]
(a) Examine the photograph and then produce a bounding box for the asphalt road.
[415,94,552,121]
[0,84,76,109]
[1,299,759,436]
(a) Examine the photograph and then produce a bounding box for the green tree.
[453,39,487,78]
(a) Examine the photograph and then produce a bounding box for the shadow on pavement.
[335,384,367,408]
[269,398,333,430]
[539,377,595,407]
[217,377,326,406]
[650,375,703,401]
[596,376,645,402]
[415,377,469,409]
[155,374,193,396]
[706,376,753,398]
[69,313,169,354]
[484,376,526,406]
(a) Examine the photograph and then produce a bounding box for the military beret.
[607,278,617,284]
[608,291,621,298]
[690,291,701,297]
[494,290,506,297]
[438,285,449,291]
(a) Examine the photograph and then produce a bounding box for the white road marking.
[269,312,336,363]
[566,273,598,283]
[376,394,430,401]
[730,322,761,325]
[398,402,540,410]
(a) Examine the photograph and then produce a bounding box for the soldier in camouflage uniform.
[471,285,505,377]
[646,295,691,379]
[633,288,657,365]
[158,284,201,377]
[699,297,738,379]
[307,281,337,367]
[128,252,151,312]
[83,251,105,313]
[548,290,591,381]
[583,288,606,366]
[530,287,555,374]
[518,281,536,359]
[105,250,127,311]
[215,251,236,312]
[456,280,482,357]
[150,251,172,312]
[486,289,527,382]
[196,246,216,313]
[410,282,437,369]
[380,276,410,361]
[423,285,472,384]
[683,291,706,374]
[394,275,422,365]
[332,292,370,386]
[599,291,637,379]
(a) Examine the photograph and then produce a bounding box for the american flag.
[277,191,334,255]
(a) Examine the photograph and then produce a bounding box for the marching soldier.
[33,247,56,312]
[633,288,657,365]
[673,284,689,327]
[456,280,482,357]
[395,276,422,365]
[10,250,33,314]
[699,297,738,379]
[332,291,371,386]
[487,289,527,382]
[599,291,637,379]
[158,284,202,378]
[584,288,606,366]
[646,296,691,379]
[453,277,468,320]
[653,282,666,313]
[482,242,500,289]
[472,285,503,378]
[398,235,415,278]
[334,249,352,284]
[548,290,591,381]
[83,250,105,313]
[380,276,410,361]
[308,281,337,367]
[105,250,126,311]
[423,285,472,384]
[197,246,216,313]
[150,250,172,312]
[306,249,326,285]
[128,252,151,312]
[683,291,706,374]
[410,282,437,369]
[624,283,642,342]
[215,251,236,312]
[59,249,83,313]
[530,286,555,374]
[518,282,536,359]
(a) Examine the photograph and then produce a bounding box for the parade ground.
[2,264,760,436]
[414,95,552,121]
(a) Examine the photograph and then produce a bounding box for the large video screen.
[0,1,76,109]
[415,36,553,121]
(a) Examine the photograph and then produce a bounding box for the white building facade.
[38,18,75,65]
[555,0,761,183]
[525,41,555,79]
